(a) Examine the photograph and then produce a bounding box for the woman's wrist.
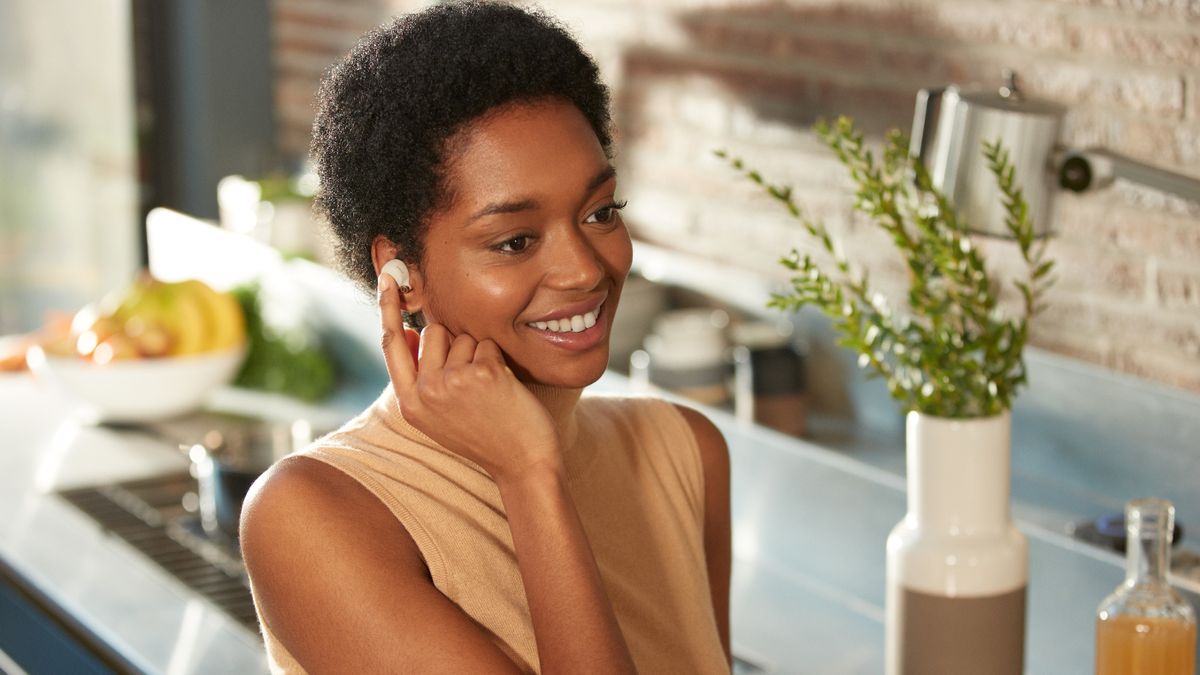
[492,454,566,494]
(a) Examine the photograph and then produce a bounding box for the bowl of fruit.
[27,274,248,422]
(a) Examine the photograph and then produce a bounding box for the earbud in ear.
[381,259,413,294]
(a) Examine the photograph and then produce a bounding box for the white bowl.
[28,345,247,423]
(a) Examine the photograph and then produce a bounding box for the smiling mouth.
[525,301,604,334]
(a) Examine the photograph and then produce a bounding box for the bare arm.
[242,456,527,674]
[496,466,637,673]
[674,404,733,665]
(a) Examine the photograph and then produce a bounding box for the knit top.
[253,382,729,674]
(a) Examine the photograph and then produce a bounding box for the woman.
[240,3,731,673]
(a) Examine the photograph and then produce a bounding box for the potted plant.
[718,116,1054,675]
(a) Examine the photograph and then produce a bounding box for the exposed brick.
[676,2,924,39]
[1110,180,1200,219]
[1063,108,1199,169]
[1040,296,1200,357]
[1047,245,1148,301]
[1188,74,1199,120]
[1111,115,1193,167]
[1028,331,1114,366]
[1052,193,1200,262]
[1019,62,1185,118]
[1154,261,1200,309]
[674,90,734,136]
[622,185,699,240]
[273,39,345,66]
[280,124,312,157]
[771,32,876,70]
[1071,22,1200,67]
[276,75,318,105]
[536,2,643,49]
[1176,121,1200,166]
[272,0,385,28]
[621,48,914,136]
[671,9,1030,86]
[273,18,367,54]
[729,103,819,150]
[275,50,341,79]
[273,6,376,34]
[1060,108,1112,150]
[926,2,1074,52]
[1041,0,1200,20]
[1110,346,1200,392]
[277,102,316,132]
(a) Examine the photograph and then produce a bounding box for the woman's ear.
[370,235,426,314]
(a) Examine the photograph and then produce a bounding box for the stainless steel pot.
[911,72,1064,238]
[186,416,314,540]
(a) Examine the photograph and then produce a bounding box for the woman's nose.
[545,225,605,290]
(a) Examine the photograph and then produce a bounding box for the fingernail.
[378,273,392,294]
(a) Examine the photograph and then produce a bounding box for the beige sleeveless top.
[252,383,729,674]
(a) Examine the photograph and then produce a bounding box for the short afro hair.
[311,1,613,294]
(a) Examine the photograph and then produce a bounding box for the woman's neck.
[522,381,584,449]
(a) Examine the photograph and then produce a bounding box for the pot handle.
[910,87,946,169]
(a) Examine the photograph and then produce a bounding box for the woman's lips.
[524,301,608,352]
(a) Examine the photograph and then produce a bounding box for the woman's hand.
[377,273,562,483]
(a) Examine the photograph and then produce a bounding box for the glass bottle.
[1095,498,1197,675]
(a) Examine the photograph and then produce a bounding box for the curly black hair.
[312,1,613,296]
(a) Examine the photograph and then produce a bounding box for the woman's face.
[410,99,632,388]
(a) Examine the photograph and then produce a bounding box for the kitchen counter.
[5,367,1196,674]
[0,374,273,674]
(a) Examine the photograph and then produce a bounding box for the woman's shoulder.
[241,454,396,548]
[240,454,430,599]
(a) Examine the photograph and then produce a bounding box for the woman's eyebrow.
[467,164,617,224]
[469,198,538,223]
[586,164,616,192]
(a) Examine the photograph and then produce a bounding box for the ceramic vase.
[885,410,1028,675]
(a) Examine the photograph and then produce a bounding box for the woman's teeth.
[528,303,601,333]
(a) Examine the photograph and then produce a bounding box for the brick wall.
[271,0,1200,393]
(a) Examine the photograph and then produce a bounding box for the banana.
[113,278,206,356]
[174,279,247,352]
[156,281,212,355]
[70,274,248,360]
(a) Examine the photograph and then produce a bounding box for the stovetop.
[57,472,260,635]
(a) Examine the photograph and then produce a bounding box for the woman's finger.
[474,339,509,370]
[445,333,478,367]
[404,327,420,371]
[377,273,416,391]
[418,323,450,373]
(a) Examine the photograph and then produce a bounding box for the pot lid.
[201,417,315,471]
[951,70,1065,117]
[954,88,1065,116]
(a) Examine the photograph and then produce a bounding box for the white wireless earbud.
[381,259,413,294]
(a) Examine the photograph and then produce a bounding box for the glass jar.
[1095,498,1197,675]
[639,309,732,407]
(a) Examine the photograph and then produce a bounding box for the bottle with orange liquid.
[1096,498,1197,675]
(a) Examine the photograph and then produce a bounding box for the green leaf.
[716,119,1053,418]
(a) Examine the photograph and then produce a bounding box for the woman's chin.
[511,352,609,389]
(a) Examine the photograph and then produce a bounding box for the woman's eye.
[585,199,628,225]
[495,235,532,253]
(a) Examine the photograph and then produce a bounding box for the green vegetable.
[230,281,337,402]
[717,116,1055,418]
